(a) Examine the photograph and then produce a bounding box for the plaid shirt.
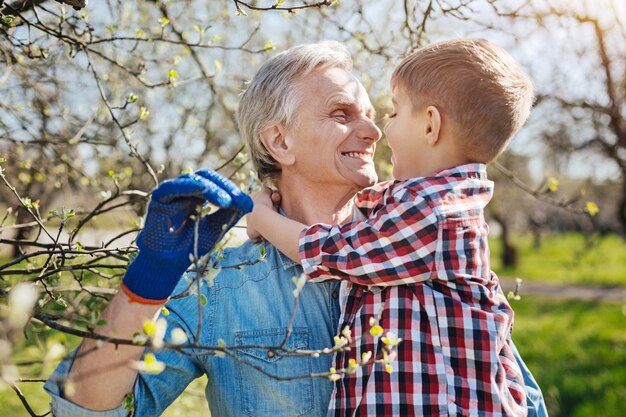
[299,164,527,417]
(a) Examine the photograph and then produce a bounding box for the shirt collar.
[434,163,488,179]
[278,250,298,270]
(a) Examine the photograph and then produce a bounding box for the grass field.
[490,233,626,286]
[511,296,626,417]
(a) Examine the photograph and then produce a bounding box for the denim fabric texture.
[45,241,547,417]
[46,241,341,417]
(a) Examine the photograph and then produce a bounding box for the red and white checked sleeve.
[353,180,393,212]
[299,186,438,286]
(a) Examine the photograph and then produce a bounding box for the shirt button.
[332,291,339,299]
[267,350,275,358]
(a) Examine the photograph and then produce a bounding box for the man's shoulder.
[168,240,276,291]
[218,239,267,263]
[216,240,292,272]
[166,241,300,327]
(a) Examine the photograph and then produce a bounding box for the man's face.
[283,67,381,190]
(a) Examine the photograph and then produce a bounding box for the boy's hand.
[247,187,281,242]
[121,169,253,304]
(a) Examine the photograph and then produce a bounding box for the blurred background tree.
[1,1,625,416]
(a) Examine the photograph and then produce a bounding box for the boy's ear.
[259,124,296,166]
[424,105,442,145]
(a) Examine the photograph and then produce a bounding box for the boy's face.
[384,87,430,180]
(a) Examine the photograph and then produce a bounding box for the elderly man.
[45,41,546,417]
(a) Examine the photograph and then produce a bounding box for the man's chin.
[334,164,378,190]
[351,171,378,189]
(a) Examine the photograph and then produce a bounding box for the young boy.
[247,38,534,417]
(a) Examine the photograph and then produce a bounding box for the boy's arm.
[353,180,394,213]
[245,183,396,264]
[248,203,306,263]
[301,190,438,286]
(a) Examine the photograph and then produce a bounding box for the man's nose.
[359,117,382,142]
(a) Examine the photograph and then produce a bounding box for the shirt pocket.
[235,327,314,417]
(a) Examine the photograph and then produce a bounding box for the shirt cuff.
[298,225,328,276]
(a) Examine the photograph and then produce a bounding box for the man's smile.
[340,149,374,161]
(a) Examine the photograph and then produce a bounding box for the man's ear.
[424,105,442,146]
[259,124,296,166]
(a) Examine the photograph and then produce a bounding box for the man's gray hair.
[238,41,353,183]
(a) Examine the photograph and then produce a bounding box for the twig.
[233,0,334,14]
[84,51,159,187]
[492,161,590,215]
[8,381,51,417]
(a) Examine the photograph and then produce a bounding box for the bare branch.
[8,381,51,417]
[233,0,334,14]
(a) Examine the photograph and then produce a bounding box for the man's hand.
[247,187,280,242]
[121,169,253,304]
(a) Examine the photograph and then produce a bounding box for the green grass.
[0,372,210,417]
[490,233,626,286]
[0,382,51,417]
[0,332,211,417]
[511,296,626,417]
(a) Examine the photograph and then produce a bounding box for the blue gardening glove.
[121,169,253,304]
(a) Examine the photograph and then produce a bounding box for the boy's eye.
[388,112,397,118]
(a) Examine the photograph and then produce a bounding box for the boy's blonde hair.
[391,38,534,162]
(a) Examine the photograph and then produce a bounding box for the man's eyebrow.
[326,96,357,108]
[327,96,376,119]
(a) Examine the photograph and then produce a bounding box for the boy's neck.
[404,131,477,179]
[406,153,474,179]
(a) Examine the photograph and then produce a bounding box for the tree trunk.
[10,207,31,259]
[491,212,518,268]
[618,177,626,237]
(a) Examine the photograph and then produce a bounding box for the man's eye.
[332,112,348,121]
[388,113,397,119]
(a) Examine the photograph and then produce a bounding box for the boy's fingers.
[246,228,265,243]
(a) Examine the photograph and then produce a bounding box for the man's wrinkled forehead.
[300,66,376,118]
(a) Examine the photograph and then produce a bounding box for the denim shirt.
[46,241,342,417]
[45,240,547,417]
